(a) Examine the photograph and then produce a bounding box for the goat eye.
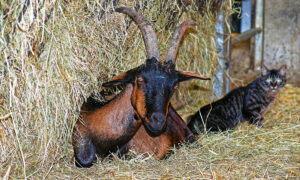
[137,77,144,83]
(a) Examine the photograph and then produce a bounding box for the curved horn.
[166,20,196,63]
[116,7,160,61]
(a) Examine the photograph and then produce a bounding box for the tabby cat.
[187,64,287,134]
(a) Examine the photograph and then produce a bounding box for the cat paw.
[256,121,264,128]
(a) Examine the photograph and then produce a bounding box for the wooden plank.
[231,27,262,45]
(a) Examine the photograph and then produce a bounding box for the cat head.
[260,64,287,92]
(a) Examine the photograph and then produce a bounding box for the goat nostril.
[144,113,167,135]
[150,113,166,124]
[152,113,164,120]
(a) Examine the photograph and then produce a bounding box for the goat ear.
[178,71,211,82]
[102,67,138,87]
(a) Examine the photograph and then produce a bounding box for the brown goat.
[72,7,210,168]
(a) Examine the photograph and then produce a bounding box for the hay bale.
[0,0,232,177]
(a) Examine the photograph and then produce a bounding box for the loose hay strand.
[270,160,298,176]
[0,113,11,120]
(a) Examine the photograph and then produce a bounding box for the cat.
[187,64,287,134]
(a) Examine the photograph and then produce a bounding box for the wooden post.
[254,0,264,69]
[213,12,231,98]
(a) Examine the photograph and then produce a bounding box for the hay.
[2,85,298,179]
[0,0,233,177]
[1,0,299,178]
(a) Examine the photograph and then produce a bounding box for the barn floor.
[1,84,299,179]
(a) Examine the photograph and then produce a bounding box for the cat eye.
[266,78,271,83]
[276,78,282,83]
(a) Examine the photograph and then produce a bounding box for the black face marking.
[137,58,178,114]
[132,57,180,135]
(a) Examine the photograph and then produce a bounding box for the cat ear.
[279,64,287,76]
[261,64,269,76]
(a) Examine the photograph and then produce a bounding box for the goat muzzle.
[141,112,167,136]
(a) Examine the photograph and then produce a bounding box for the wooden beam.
[231,27,262,45]
[254,0,264,69]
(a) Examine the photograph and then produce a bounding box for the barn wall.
[264,0,300,85]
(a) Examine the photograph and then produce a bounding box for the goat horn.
[166,20,196,63]
[116,7,160,61]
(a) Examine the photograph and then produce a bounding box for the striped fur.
[188,65,287,134]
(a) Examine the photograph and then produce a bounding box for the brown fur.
[124,104,195,159]
[72,84,142,159]
[131,79,147,119]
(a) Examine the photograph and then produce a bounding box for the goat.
[72,7,210,168]
[81,97,195,160]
